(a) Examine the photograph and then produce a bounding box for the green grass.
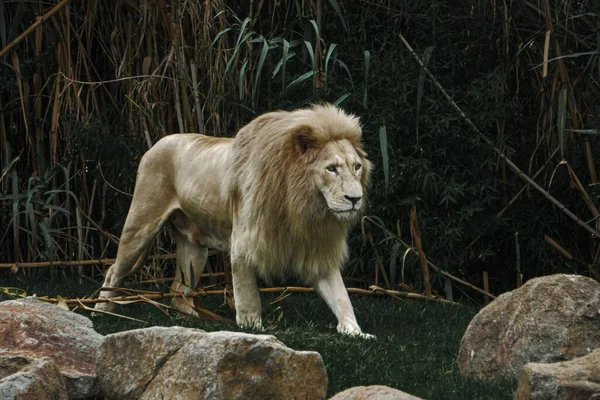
[1,277,515,399]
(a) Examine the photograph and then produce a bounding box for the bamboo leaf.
[535,51,597,69]
[211,27,232,47]
[324,43,337,87]
[304,40,315,71]
[56,295,70,311]
[0,156,19,183]
[285,71,314,92]
[239,58,249,100]
[334,93,351,106]
[281,39,290,93]
[272,53,294,78]
[335,59,353,86]
[224,18,253,77]
[363,50,370,107]
[309,19,320,39]
[379,125,389,193]
[253,37,269,106]
[327,0,349,34]
[557,86,567,158]
[566,129,600,135]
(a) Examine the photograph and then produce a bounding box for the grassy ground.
[1,276,515,399]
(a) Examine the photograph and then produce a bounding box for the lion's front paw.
[337,323,376,339]
[91,300,115,316]
[171,296,199,316]
[236,313,263,331]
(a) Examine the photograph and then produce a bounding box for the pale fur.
[94,104,373,337]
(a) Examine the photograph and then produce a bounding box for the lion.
[94,104,373,337]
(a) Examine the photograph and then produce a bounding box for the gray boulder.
[457,274,600,380]
[0,357,67,400]
[96,326,328,400]
[0,297,103,399]
[515,349,600,400]
[329,385,423,399]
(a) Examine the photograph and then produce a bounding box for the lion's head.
[306,136,367,220]
[226,103,371,280]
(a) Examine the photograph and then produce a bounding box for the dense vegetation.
[1,0,599,300]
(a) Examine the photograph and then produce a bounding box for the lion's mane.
[224,104,371,283]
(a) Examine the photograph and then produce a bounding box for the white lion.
[95,104,373,337]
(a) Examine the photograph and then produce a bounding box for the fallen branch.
[0,251,218,269]
[5,285,457,310]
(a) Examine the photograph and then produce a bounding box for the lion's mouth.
[332,209,359,220]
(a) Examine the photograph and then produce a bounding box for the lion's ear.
[292,126,315,156]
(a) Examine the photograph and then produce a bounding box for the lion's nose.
[344,195,362,206]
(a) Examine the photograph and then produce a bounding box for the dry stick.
[0,0,72,58]
[133,273,224,284]
[482,271,490,304]
[26,286,457,308]
[565,164,600,226]
[398,34,600,241]
[515,232,522,288]
[366,285,458,305]
[363,216,496,299]
[0,254,174,269]
[410,206,432,296]
[543,235,589,268]
[0,251,220,269]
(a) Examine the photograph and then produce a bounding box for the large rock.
[0,297,103,398]
[515,349,600,399]
[0,357,67,400]
[457,274,600,380]
[96,326,328,400]
[329,385,423,399]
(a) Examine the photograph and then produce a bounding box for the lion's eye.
[355,163,362,171]
[326,165,337,173]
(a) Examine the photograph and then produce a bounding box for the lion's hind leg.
[95,203,175,313]
[170,230,208,315]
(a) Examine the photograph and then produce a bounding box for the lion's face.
[312,139,366,220]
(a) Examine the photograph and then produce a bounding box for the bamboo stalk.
[543,0,598,184]
[410,206,432,296]
[544,234,588,267]
[565,164,600,226]
[1,251,220,269]
[515,232,521,288]
[190,62,205,133]
[398,33,600,240]
[0,0,73,58]
[482,271,489,304]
